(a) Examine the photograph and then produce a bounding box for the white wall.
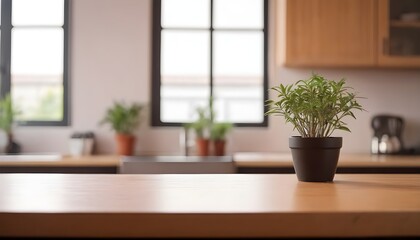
[13,0,420,155]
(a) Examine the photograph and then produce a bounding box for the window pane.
[12,85,63,121]
[162,30,210,77]
[161,30,210,122]
[162,0,210,28]
[11,28,64,121]
[12,28,63,75]
[161,86,210,122]
[214,0,263,29]
[213,31,264,123]
[12,0,64,26]
[214,31,263,76]
[213,86,264,123]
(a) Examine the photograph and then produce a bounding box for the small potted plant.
[100,101,144,156]
[266,74,364,182]
[0,94,21,153]
[185,106,211,156]
[210,122,233,156]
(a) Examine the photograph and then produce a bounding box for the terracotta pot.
[115,134,136,156]
[213,140,226,156]
[196,138,210,156]
[289,136,342,182]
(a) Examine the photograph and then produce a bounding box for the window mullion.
[209,0,213,99]
[0,0,12,98]
[62,0,70,126]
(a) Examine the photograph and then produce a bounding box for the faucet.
[179,126,190,156]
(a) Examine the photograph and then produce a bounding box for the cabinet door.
[378,0,420,68]
[279,0,377,67]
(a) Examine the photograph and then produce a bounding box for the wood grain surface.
[0,174,419,238]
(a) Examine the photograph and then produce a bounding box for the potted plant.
[266,74,364,182]
[210,122,233,156]
[185,106,211,156]
[0,94,21,153]
[100,101,144,156]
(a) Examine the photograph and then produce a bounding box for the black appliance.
[371,115,404,154]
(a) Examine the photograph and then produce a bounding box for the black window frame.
[151,0,268,127]
[0,0,70,127]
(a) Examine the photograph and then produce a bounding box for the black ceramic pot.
[289,136,342,182]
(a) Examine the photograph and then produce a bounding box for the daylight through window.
[0,0,68,126]
[152,0,268,126]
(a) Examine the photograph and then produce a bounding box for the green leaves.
[265,73,365,138]
[0,94,19,134]
[184,106,212,138]
[185,97,234,140]
[210,122,233,141]
[100,101,144,135]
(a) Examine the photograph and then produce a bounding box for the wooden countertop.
[2,153,420,169]
[0,155,120,167]
[0,174,419,238]
[234,152,420,168]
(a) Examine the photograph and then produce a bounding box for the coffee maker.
[371,115,404,154]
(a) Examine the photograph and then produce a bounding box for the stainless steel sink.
[120,155,235,174]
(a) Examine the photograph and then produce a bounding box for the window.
[0,0,69,126]
[152,0,268,127]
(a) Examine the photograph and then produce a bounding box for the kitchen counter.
[2,153,420,173]
[234,152,420,167]
[0,173,419,238]
[0,155,120,173]
[0,154,119,167]
[235,152,420,173]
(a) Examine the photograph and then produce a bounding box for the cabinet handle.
[383,38,390,55]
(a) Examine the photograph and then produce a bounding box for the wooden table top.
[234,152,420,168]
[0,173,419,238]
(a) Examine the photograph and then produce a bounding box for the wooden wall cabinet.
[276,0,377,67]
[378,0,420,67]
[276,0,420,68]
